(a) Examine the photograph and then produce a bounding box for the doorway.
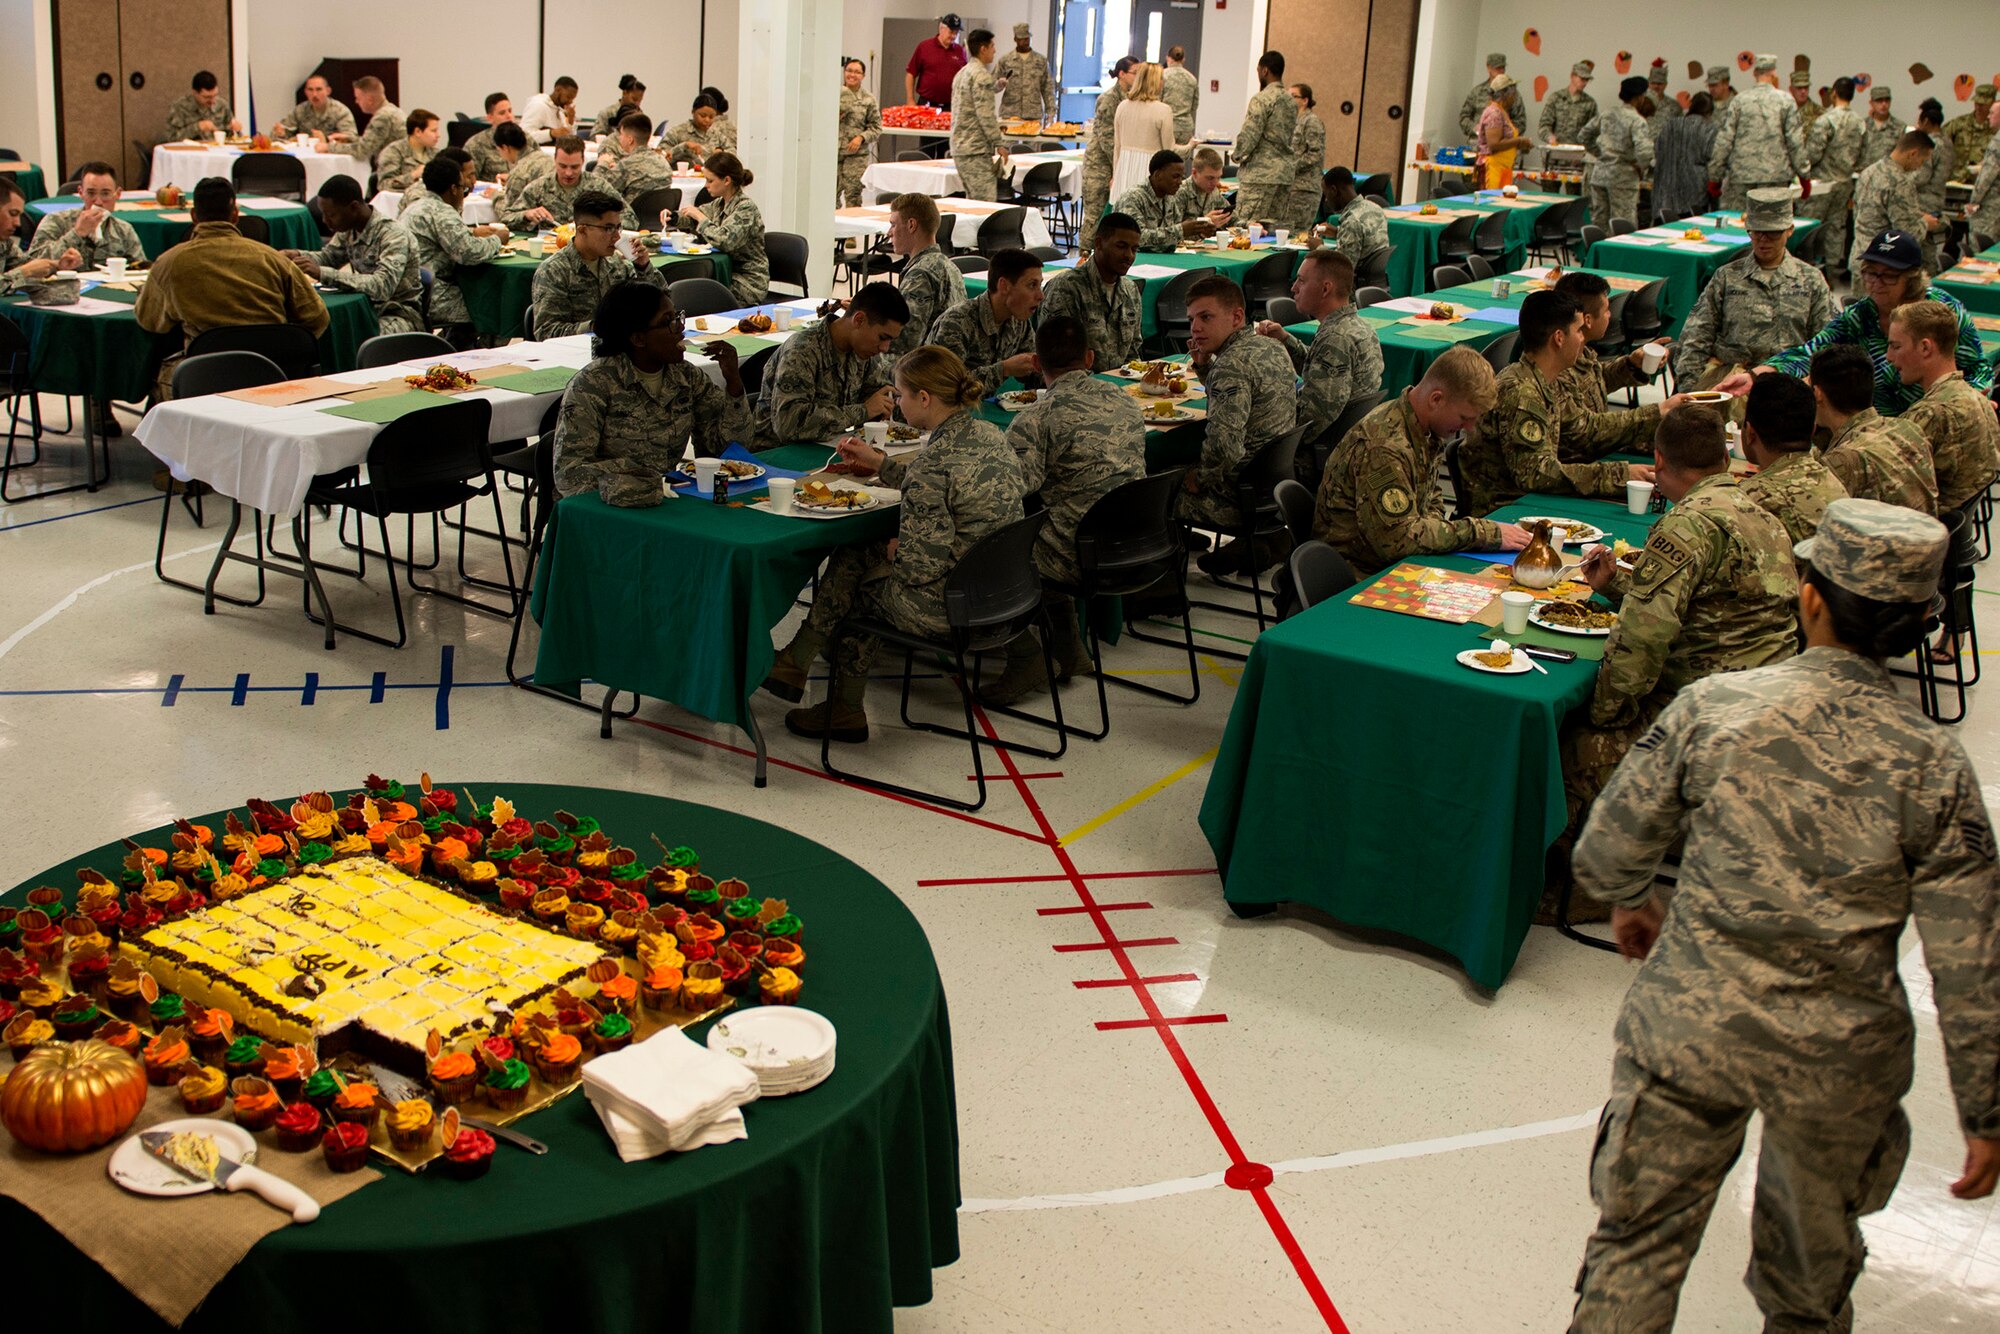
[55,0,232,185]
[1052,0,1201,126]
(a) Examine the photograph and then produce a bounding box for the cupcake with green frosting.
[764,913,804,948]
[591,1011,634,1054]
[149,992,187,1028]
[482,1057,533,1111]
[297,842,334,866]
[302,1067,342,1111]
[223,1034,266,1079]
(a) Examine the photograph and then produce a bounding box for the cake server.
[367,1064,549,1155]
[140,1132,320,1222]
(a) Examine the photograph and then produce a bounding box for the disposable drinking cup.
[693,458,721,491]
[105,257,127,280]
[1492,276,1512,298]
[1273,229,1290,246]
[861,422,890,447]
[1640,343,1666,375]
[214,131,227,145]
[1626,480,1655,515]
[767,477,797,511]
[1500,590,1533,635]
[774,307,793,331]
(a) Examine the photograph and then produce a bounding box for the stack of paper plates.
[706,1008,836,1096]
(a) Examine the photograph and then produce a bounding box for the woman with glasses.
[552,281,756,506]
[676,150,769,306]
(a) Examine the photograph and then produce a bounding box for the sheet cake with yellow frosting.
[119,855,608,1072]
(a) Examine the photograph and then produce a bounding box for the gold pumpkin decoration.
[1,1039,149,1152]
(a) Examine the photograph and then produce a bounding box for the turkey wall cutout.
[1736,51,1754,72]
[1523,29,1541,56]
[1853,72,1872,90]
[1952,73,1973,100]
[1534,74,1549,102]
[1614,51,1632,75]
[1794,54,1811,73]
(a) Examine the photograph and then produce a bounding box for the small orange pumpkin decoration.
[1,1039,148,1152]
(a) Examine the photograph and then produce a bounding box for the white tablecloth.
[133,341,595,517]
[370,187,499,226]
[861,154,1082,204]
[834,200,1052,252]
[150,142,368,195]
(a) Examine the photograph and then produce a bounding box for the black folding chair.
[355,332,455,368]
[737,345,778,398]
[1480,330,1521,375]
[157,352,287,601]
[629,187,682,227]
[1287,540,1356,612]
[186,324,320,378]
[1151,266,1215,354]
[233,213,271,246]
[1014,161,1073,248]
[1443,437,1472,518]
[1471,210,1508,263]
[1607,217,1638,237]
[1436,214,1478,268]
[1531,199,1575,264]
[766,230,809,299]
[1354,285,1390,309]
[1353,244,1393,291]
[1240,250,1296,324]
[1561,198,1592,260]
[667,277,740,317]
[951,255,989,275]
[1578,223,1608,256]
[1430,263,1471,290]
[1297,389,1384,494]
[974,206,1029,258]
[1180,425,1306,653]
[820,513,1066,812]
[1465,254,1496,281]
[1901,508,1981,723]
[1589,290,1631,360]
[231,154,307,200]
[1265,295,1302,326]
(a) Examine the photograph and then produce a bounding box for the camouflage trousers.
[1720,178,1793,213]
[1570,1052,1910,1333]
[1590,168,1643,229]
[1563,696,1666,834]
[838,155,869,208]
[1232,182,1292,228]
[804,540,952,675]
[953,153,998,201]
[1079,163,1112,250]
[1176,474,1246,533]
[1801,183,1853,275]
[1286,183,1322,235]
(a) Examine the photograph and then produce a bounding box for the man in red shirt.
[905,14,967,108]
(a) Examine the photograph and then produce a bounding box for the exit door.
[1054,0,1204,126]
[1132,0,1201,74]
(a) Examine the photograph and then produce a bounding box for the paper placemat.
[0,1082,379,1327]
[318,389,458,422]
[1669,242,1727,254]
[221,375,353,407]
[481,366,580,395]
[687,333,782,356]
[1348,563,1510,622]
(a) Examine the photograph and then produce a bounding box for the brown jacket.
[134,220,330,347]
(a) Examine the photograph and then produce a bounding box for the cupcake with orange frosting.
[189,1007,234,1064]
[640,963,684,1011]
[321,1120,371,1172]
[428,1050,478,1105]
[261,1046,308,1101]
[232,1076,283,1132]
[686,912,725,945]
[331,1080,383,1130]
[759,967,803,1006]
[178,1064,228,1114]
[762,938,805,974]
[386,1099,436,1152]
[96,1017,145,1058]
[595,972,638,1018]
[532,1031,584,1085]
[143,1027,191,1084]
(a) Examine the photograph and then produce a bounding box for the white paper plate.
[997,391,1040,411]
[108,1118,258,1198]
[709,1007,835,1068]
[1455,647,1533,675]
[1517,516,1606,545]
[1529,604,1614,637]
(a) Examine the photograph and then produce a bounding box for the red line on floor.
[1036,901,1152,916]
[916,867,1217,887]
[1051,937,1179,952]
[1073,973,1200,989]
[968,703,1348,1333]
[1094,1014,1229,1031]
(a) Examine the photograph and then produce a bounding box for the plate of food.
[1109,359,1181,380]
[668,458,766,484]
[1411,301,1462,322]
[1456,643,1533,675]
[1682,390,1731,404]
[1517,515,1607,545]
[1141,402,1197,424]
[1530,600,1618,636]
[794,480,878,512]
[997,389,1041,411]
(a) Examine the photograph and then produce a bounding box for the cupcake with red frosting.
[321,1120,371,1172]
[441,1126,495,1180]
[274,1102,325,1151]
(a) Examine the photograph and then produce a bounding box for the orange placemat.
[1349,562,1511,622]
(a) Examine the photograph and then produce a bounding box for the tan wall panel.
[55,0,124,183]
[1265,0,1371,169]
[119,0,231,182]
[1356,0,1417,173]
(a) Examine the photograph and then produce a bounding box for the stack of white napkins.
[581,1027,762,1162]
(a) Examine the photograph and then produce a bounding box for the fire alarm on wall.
[1210,80,1218,92]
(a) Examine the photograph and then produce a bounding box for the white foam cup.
[1500,591,1534,635]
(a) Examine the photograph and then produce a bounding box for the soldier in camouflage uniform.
[1178,148,1233,227]
[346,80,406,169]
[677,156,769,306]
[1569,497,2000,1333]
[1801,79,1868,278]
[553,282,756,506]
[1643,63,1681,132]
[1707,55,1805,212]
[1459,53,1526,140]
[1941,84,1995,183]
[757,281,906,444]
[285,175,423,334]
[1079,61,1133,251]
[598,125,677,213]
[1314,347,1527,575]
[884,193,965,360]
[1860,85,1904,168]
[1813,344,1938,515]
[1789,71,1821,135]
[1180,277,1298,553]
[995,24,1055,124]
[1232,53,1298,227]
[1550,272,1667,462]
[403,157,507,330]
[1587,78,1654,229]
[838,62,882,209]
[1850,136,1931,276]
[1541,63,1599,145]
[273,76,357,144]
[1318,169,1388,272]
[1117,152,1216,250]
[928,248,1040,391]
[1965,103,2000,242]
[374,111,439,194]
[25,163,146,271]
[1038,214,1144,369]
[496,132,552,213]
[529,190,666,339]
[1674,188,1833,389]
[1563,404,1800,827]
[1705,65,1735,113]
[464,97,517,182]
[769,346,1026,741]
[1888,300,2000,513]
[1736,372,1848,544]
[0,178,53,293]
[1911,103,1957,271]
[1163,52,1200,145]
[662,97,731,167]
[502,140,586,231]
[1286,86,1327,233]
[949,31,1007,202]
[164,73,239,141]
[1256,248,1383,476]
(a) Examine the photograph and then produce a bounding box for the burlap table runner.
[0,1084,380,1327]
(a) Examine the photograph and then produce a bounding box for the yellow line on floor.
[1059,746,1219,847]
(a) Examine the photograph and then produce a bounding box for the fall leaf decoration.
[1854,72,1872,90]
[756,897,789,928]
[1614,51,1632,75]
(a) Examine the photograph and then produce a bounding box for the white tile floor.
[2,386,1997,1333]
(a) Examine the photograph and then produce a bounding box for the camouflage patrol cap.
[1013,22,1030,39]
[1571,61,1595,80]
[1977,84,1997,102]
[1489,73,1517,92]
[1743,185,1798,231]
[1647,62,1668,85]
[1706,65,1732,85]
[1752,54,1778,74]
[1795,498,1948,602]
[1487,53,1508,70]
[1790,72,1812,89]
[1870,85,1893,102]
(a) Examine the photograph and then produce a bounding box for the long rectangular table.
[1199,493,1658,989]
[1930,242,2000,318]
[1370,190,1575,296]
[27,190,317,259]
[459,242,734,340]
[150,141,368,195]
[836,199,1054,253]
[967,243,1303,339]
[1582,210,1821,329]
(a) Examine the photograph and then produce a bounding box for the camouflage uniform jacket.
[662,120,731,163]
[1970,151,2000,220]
[1540,88,1599,144]
[692,193,769,306]
[1592,471,1799,726]
[1275,304,1385,444]
[1943,111,1994,183]
[1820,408,1938,515]
[591,102,633,136]
[1116,182,1195,251]
[951,62,1005,160]
[600,150,677,210]
[464,128,508,182]
[498,150,554,214]
[1037,262,1143,370]
[1589,104,1654,186]
[1193,327,1298,494]
[1176,179,1227,221]
[927,293,1032,395]
[1802,104,1867,181]
[1005,370,1147,581]
[0,236,29,293]
[312,216,424,333]
[1163,66,1200,144]
[1860,114,1905,168]
[1794,98,1822,135]
[1673,252,1833,383]
[1290,110,1326,192]
[889,243,965,360]
[401,195,503,325]
[1461,358,1639,514]
[1739,447,1848,544]
[1555,345,1653,461]
[25,210,147,269]
[1707,83,1805,184]
[1233,83,1298,188]
[350,104,405,168]
[165,94,233,142]
[1643,94,1683,135]
[502,174,583,231]
[1903,372,2000,513]
[374,137,434,193]
[1913,133,1956,214]
[1459,80,1526,140]
[995,50,1055,123]
[1314,392,1502,575]
[839,87,882,159]
[757,316,894,443]
[1084,86,1125,173]
[873,409,1026,606]
[1334,195,1390,266]
[553,354,757,503]
[1764,285,1993,414]
[280,99,358,141]
[1575,646,2000,1133]
[531,246,663,339]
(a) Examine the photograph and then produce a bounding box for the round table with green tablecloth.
[1364,191,1573,296]
[1583,211,1820,334]
[968,246,1302,341]
[24,196,320,260]
[462,248,736,339]
[1929,242,2000,319]
[0,782,959,1334]
[0,160,48,202]
[0,287,377,402]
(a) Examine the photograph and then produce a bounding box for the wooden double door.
[55,0,233,186]
[1266,0,1419,176]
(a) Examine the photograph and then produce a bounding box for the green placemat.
[692,334,780,356]
[1465,618,1609,660]
[318,389,456,422]
[1399,321,1497,343]
[483,367,579,394]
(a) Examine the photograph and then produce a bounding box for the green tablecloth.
[531,445,898,732]
[1930,243,2000,318]
[462,249,735,339]
[968,247,1300,339]
[25,196,319,260]
[0,161,47,202]
[1198,494,1659,989]
[974,370,1205,472]
[0,287,376,401]
[0,783,959,1334]
[1583,211,1821,336]
[1369,191,1571,296]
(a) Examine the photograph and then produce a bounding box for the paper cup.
[1500,590,1534,635]
[1626,480,1655,515]
[1246,222,1264,240]
[214,131,227,145]
[1492,277,1511,298]
[1640,343,1666,375]
[692,458,720,491]
[860,422,890,447]
[773,307,793,331]
[105,257,127,280]
[1273,229,1290,246]
[766,477,797,511]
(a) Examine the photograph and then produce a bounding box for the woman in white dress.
[1111,64,1181,199]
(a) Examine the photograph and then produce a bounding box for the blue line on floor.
[230,673,250,705]
[160,674,184,707]
[434,644,455,730]
[301,672,318,706]
[0,681,521,698]
[0,496,155,531]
